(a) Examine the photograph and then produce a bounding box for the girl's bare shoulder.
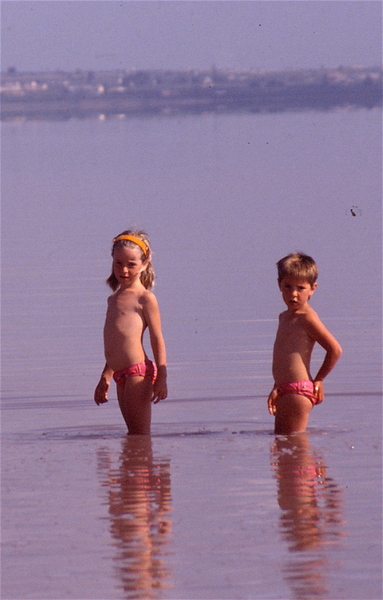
[107,290,117,304]
[139,288,158,306]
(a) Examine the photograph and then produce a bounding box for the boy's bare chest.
[275,315,310,349]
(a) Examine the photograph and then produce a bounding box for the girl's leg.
[117,376,153,435]
[274,393,313,435]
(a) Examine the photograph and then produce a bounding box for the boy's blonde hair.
[107,229,155,291]
[277,252,318,286]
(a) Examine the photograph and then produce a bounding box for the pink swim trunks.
[277,380,318,405]
[113,359,157,387]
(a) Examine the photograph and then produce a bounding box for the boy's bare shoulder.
[299,304,320,323]
[299,305,324,338]
[279,305,321,328]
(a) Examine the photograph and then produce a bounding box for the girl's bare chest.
[106,295,144,323]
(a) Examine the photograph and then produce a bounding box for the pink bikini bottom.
[277,380,318,405]
[113,359,157,387]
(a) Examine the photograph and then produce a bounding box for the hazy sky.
[1,1,382,73]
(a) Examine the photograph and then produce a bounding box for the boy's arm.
[94,363,114,405]
[143,293,168,403]
[304,312,342,402]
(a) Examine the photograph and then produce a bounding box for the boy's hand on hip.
[314,380,324,404]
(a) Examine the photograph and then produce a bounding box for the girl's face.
[112,245,147,288]
[279,276,317,311]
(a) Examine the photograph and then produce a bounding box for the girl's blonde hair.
[107,229,155,291]
[277,252,318,286]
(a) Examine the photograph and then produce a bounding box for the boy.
[268,253,342,435]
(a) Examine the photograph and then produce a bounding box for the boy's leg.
[117,376,153,435]
[274,393,313,435]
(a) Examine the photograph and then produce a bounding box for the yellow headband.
[113,235,149,258]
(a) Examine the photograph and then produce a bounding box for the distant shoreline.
[1,66,381,121]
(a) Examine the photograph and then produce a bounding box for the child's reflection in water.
[271,433,346,600]
[98,436,172,598]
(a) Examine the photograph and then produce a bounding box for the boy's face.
[278,276,317,311]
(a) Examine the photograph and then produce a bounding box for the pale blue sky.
[1,1,382,72]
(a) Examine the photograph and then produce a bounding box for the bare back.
[272,306,316,385]
[103,287,151,371]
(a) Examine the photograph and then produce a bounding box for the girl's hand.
[152,379,168,404]
[313,380,324,404]
[94,377,110,405]
[267,387,279,415]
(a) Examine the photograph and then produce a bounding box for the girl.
[94,230,167,434]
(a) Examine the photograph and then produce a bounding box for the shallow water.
[1,107,382,599]
[1,392,382,599]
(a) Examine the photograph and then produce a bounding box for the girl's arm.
[267,384,279,415]
[94,363,114,405]
[143,293,168,403]
[304,312,342,402]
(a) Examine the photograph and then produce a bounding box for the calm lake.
[1,105,382,599]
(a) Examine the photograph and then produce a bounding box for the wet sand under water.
[1,393,381,600]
